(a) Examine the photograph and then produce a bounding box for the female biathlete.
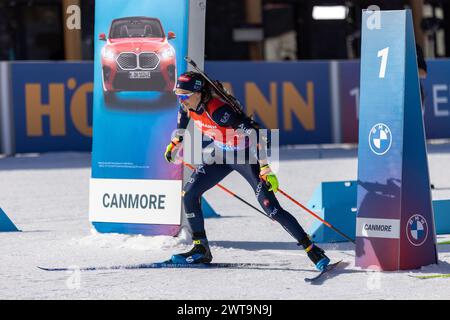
[164,71,330,271]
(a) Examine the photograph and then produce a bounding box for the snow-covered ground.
[1,144,450,300]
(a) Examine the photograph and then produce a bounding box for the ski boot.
[299,237,330,271]
[170,239,213,264]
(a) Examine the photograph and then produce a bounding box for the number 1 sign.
[377,47,389,78]
[356,9,437,271]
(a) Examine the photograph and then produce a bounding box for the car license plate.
[129,71,151,79]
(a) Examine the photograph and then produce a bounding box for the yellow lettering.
[222,82,234,96]
[283,82,315,131]
[25,83,66,136]
[70,82,93,137]
[245,82,277,129]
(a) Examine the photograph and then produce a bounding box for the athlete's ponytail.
[200,81,213,104]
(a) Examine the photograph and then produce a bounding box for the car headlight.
[102,47,116,60]
[160,47,175,59]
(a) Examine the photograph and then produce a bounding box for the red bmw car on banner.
[99,17,177,102]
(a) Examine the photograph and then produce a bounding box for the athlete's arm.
[175,104,190,142]
[163,105,187,163]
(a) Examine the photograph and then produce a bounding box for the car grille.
[139,53,159,69]
[117,53,137,69]
[116,52,160,70]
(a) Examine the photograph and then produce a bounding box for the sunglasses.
[175,92,194,101]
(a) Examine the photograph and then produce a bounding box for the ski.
[410,274,450,280]
[438,240,450,245]
[304,260,343,283]
[38,262,274,272]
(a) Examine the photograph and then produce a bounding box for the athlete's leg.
[170,164,233,264]
[183,164,233,240]
[232,163,309,242]
[232,163,330,270]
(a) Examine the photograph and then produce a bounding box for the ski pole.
[181,162,268,217]
[276,187,356,244]
[183,161,355,243]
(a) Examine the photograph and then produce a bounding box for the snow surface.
[1,144,450,300]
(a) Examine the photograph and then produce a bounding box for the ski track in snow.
[0,146,450,299]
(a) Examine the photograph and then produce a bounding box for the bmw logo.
[368,123,392,155]
[406,214,429,247]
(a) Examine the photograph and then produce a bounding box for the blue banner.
[91,0,189,180]
[338,61,360,143]
[205,61,333,145]
[11,62,93,153]
[423,60,450,139]
[336,59,450,143]
[9,58,450,152]
[89,0,197,235]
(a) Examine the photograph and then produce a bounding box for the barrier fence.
[0,59,449,154]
